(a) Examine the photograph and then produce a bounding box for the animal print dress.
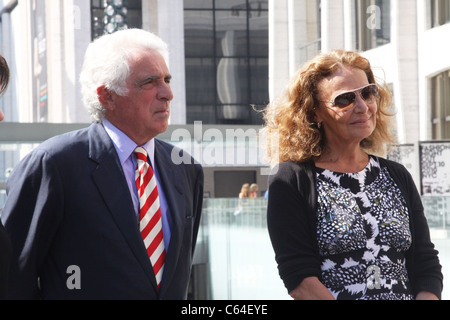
[315,156,414,300]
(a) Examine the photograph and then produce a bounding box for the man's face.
[103,48,173,145]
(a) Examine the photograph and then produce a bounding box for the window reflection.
[430,0,450,28]
[91,0,142,40]
[354,0,390,51]
[184,0,268,125]
[431,70,450,139]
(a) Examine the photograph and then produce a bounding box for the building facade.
[270,0,450,143]
[1,0,450,300]
[0,0,450,195]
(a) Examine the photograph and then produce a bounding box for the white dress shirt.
[102,119,171,250]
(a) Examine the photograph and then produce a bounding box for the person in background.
[264,50,442,300]
[0,54,12,299]
[0,55,9,121]
[239,183,249,198]
[1,29,203,299]
[249,183,259,198]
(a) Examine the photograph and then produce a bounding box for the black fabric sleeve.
[381,158,443,299]
[266,162,321,293]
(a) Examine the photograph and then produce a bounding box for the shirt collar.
[102,119,155,166]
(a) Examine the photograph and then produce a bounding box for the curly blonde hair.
[262,50,396,166]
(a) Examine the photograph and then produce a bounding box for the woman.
[239,183,250,198]
[0,54,12,299]
[249,183,259,198]
[264,50,442,300]
[0,54,9,121]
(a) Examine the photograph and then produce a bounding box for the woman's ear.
[313,109,322,125]
[97,85,115,110]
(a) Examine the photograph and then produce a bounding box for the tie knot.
[134,147,148,163]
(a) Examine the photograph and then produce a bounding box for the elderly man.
[1,29,203,299]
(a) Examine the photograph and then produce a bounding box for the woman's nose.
[353,94,369,113]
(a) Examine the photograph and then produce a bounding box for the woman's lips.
[351,115,372,125]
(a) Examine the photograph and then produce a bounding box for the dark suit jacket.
[1,122,204,299]
[0,221,11,299]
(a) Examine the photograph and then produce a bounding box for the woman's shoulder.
[376,156,415,188]
[270,160,313,177]
[377,156,410,175]
[268,161,316,193]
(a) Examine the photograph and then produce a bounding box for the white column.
[343,0,354,50]
[391,0,419,144]
[321,0,345,52]
[268,0,290,100]
[63,0,91,123]
[45,0,64,122]
[15,0,34,122]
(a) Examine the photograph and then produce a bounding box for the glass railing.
[1,191,448,299]
[422,196,450,300]
[199,198,289,300]
[199,196,450,300]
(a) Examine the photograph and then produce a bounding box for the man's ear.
[97,85,114,110]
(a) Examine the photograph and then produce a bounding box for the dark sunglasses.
[320,84,379,110]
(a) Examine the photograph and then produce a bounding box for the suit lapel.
[88,123,158,292]
[154,140,184,296]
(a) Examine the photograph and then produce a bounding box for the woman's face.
[315,66,377,150]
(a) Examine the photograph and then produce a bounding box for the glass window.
[215,11,248,57]
[430,0,450,28]
[249,1,269,11]
[249,57,269,106]
[186,105,217,124]
[184,10,215,57]
[184,0,213,9]
[217,58,249,105]
[215,0,248,10]
[185,57,216,105]
[431,70,450,139]
[249,10,268,57]
[184,0,268,125]
[91,0,142,40]
[354,0,390,51]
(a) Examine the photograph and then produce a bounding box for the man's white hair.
[80,28,169,122]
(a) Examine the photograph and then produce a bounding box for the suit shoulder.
[14,127,93,174]
[36,126,91,155]
[155,138,202,170]
[154,138,175,152]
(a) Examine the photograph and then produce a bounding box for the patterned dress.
[315,156,414,300]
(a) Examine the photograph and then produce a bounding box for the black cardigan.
[267,157,443,299]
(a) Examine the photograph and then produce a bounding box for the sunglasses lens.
[334,92,356,108]
[361,85,378,101]
[332,85,378,109]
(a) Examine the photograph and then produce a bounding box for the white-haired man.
[2,29,204,299]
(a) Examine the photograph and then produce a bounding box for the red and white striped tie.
[134,147,166,290]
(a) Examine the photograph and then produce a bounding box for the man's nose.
[158,82,173,101]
